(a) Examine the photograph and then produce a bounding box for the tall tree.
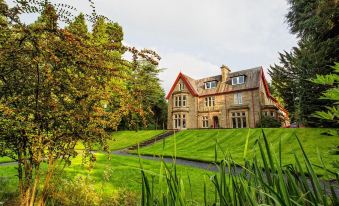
[269,0,339,126]
[0,1,161,204]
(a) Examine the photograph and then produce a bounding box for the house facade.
[166,65,289,129]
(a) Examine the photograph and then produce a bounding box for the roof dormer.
[231,75,245,85]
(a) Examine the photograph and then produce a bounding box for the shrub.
[256,116,281,128]
[46,176,137,206]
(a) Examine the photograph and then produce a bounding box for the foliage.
[140,131,339,205]
[269,0,339,127]
[0,0,163,205]
[119,60,167,131]
[46,176,137,206]
[256,115,282,128]
[311,63,339,125]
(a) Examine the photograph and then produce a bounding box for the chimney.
[221,65,231,82]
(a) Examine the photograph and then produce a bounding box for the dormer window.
[179,83,185,91]
[232,76,245,85]
[204,81,217,89]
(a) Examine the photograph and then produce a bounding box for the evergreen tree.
[269,0,339,126]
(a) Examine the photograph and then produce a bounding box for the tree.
[0,1,162,205]
[269,0,339,127]
[119,60,167,130]
[311,63,339,127]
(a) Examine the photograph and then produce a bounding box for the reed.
[139,130,338,205]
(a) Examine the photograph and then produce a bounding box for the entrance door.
[213,116,219,128]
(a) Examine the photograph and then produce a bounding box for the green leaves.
[311,63,339,124]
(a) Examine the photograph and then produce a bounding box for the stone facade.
[166,66,289,130]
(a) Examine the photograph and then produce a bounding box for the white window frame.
[179,83,185,91]
[182,95,187,107]
[174,95,187,107]
[231,112,247,128]
[204,81,217,89]
[234,93,242,105]
[204,96,215,107]
[232,76,245,85]
[202,116,209,128]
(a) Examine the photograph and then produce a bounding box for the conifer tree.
[269,0,338,126]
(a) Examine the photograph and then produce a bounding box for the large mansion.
[166,65,289,129]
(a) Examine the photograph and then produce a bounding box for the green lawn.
[75,130,165,151]
[135,128,339,176]
[0,157,15,164]
[0,153,216,204]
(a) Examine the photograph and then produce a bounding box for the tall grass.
[139,130,339,205]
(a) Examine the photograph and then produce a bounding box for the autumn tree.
[0,1,161,205]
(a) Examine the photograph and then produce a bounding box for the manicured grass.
[75,130,165,151]
[0,157,15,164]
[0,153,216,203]
[135,128,339,176]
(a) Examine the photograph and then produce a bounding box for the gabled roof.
[259,69,289,115]
[166,66,288,115]
[165,72,198,99]
[166,67,262,99]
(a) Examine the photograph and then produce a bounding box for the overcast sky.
[9,0,298,93]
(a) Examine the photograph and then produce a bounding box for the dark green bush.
[256,116,281,128]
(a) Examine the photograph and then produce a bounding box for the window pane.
[242,117,247,128]
[211,81,216,88]
[232,118,236,128]
[239,76,244,84]
[237,117,241,128]
[232,78,237,85]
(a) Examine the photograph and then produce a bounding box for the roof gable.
[259,68,289,115]
[165,72,198,99]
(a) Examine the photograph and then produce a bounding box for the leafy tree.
[269,0,339,127]
[0,1,162,205]
[119,60,167,130]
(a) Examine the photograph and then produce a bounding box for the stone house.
[166,65,289,129]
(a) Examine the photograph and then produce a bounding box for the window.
[204,96,215,107]
[271,111,275,117]
[173,114,181,129]
[179,83,185,91]
[173,113,187,129]
[175,96,179,107]
[182,114,186,128]
[202,116,209,128]
[262,111,269,116]
[174,95,187,107]
[234,93,242,104]
[182,95,187,107]
[231,76,245,85]
[231,112,247,128]
[204,81,217,89]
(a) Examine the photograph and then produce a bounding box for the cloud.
[7,0,297,92]
[158,52,218,93]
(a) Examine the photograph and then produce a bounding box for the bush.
[46,176,137,206]
[256,116,281,128]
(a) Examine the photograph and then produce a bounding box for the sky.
[9,0,298,94]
